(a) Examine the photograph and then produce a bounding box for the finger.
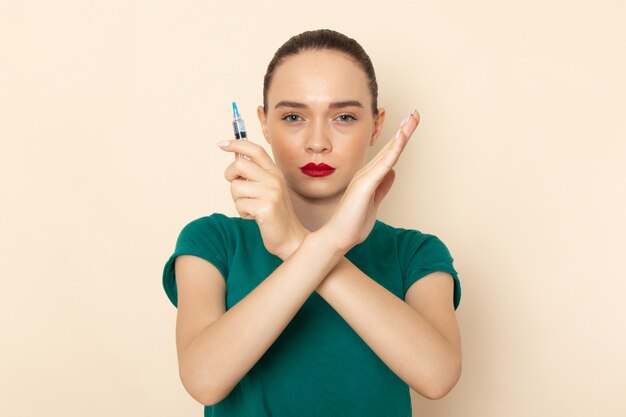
[224,156,272,182]
[366,110,419,166]
[362,111,419,178]
[351,111,418,196]
[230,178,264,200]
[217,140,276,170]
[400,110,420,136]
[233,198,272,222]
[396,110,419,150]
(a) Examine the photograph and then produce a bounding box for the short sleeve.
[161,213,232,308]
[398,231,462,310]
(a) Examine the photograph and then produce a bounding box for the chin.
[291,182,347,202]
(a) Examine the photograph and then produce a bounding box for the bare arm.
[315,260,462,400]
[175,229,343,406]
[176,111,421,405]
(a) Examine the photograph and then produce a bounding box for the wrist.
[299,228,347,268]
[277,225,310,261]
[310,225,351,258]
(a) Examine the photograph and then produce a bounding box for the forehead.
[267,49,371,108]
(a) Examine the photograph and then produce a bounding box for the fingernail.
[400,110,415,127]
[395,128,404,141]
[216,140,230,147]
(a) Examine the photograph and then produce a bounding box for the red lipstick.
[300,162,335,177]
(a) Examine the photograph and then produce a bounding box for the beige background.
[1,1,625,416]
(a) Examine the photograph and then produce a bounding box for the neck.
[288,188,343,232]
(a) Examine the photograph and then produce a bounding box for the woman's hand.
[322,110,420,253]
[217,140,308,260]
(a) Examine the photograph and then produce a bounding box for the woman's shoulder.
[372,219,452,253]
[177,212,258,240]
[181,212,249,229]
[373,219,429,239]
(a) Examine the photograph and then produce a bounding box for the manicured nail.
[216,140,230,147]
[400,110,416,127]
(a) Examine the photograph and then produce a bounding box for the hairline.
[264,47,379,116]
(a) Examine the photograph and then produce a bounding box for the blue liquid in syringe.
[232,102,247,139]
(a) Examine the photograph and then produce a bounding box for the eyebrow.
[274,100,364,109]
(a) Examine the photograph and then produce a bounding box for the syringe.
[231,101,250,160]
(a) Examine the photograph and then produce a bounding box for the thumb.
[373,169,396,208]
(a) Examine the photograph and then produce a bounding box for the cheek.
[337,132,372,163]
[348,146,371,168]
[267,123,299,164]
[271,140,298,168]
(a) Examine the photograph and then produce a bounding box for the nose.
[305,120,332,154]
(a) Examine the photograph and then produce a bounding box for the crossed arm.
[175,111,461,404]
[316,257,461,400]
[175,229,461,406]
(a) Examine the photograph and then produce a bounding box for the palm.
[324,112,418,252]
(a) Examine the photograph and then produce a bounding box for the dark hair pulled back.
[262,29,379,115]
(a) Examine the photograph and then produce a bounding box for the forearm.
[180,230,344,405]
[315,258,461,399]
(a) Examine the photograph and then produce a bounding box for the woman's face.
[257,49,385,202]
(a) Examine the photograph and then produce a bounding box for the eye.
[281,113,304,122]
[336,114,357,122]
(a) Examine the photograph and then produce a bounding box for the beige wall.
[1,1,625,415]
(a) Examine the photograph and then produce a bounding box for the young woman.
[162,29,462,416]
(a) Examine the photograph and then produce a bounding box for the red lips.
[300,162,335,177]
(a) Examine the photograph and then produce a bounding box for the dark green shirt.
[162,213,461,416]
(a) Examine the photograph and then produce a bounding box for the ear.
[369,108,386,146]
[257,105,271,144]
